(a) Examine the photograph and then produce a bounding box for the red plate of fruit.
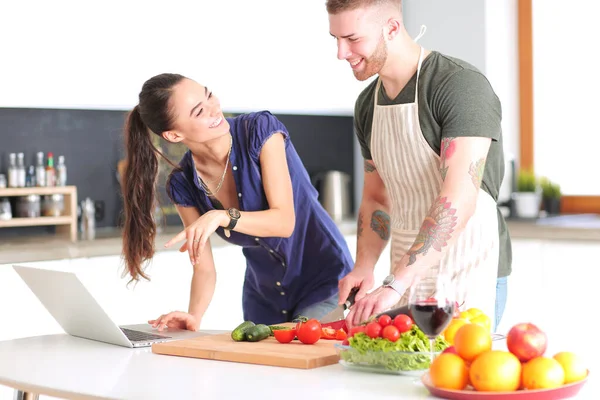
[422,370,589,400]
[422,322,590,400]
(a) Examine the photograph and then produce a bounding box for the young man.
[327,0,512,330]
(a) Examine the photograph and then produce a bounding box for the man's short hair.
[325,0,402,14]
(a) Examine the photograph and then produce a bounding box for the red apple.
[442,346,458,355]
[506,323,548,362]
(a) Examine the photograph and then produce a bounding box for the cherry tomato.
[382,325,400,342]
[366,322,383,339]
[378,314,392,327]
[342,338,350,346]
[349,326,365,337]
[273,329,296,343]
[393,314,413,333]
[296,319,321,344]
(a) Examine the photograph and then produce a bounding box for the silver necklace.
[198,134,232,196]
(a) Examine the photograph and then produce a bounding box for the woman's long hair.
[121,73,185,283]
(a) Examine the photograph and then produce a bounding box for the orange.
[470,314,492,333]
[429,353,469,390]
[443,318,470,345]
[469,350,522,392]
[553,352,587,384]
[454,323,492,362]
[522,356,565,389]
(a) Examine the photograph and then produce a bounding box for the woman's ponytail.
[121,105,158,283]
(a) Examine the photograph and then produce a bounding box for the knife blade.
[320,287,359,324]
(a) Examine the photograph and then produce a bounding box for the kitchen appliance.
[312,170,351,222]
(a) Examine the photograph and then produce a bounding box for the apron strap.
[414,46,425,104]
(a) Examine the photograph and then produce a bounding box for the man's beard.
[353,34,388,81]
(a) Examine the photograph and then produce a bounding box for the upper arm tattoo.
[439,137,456,181]
[469,158,486,189]
[406,196,457,266]
[364,160,376,173]
[370,210,390,240]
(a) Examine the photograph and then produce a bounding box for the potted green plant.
[540,177,562,215]
[511,169,541,218]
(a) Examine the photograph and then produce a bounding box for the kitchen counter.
[0,332,594,400]
[1,215,599,266]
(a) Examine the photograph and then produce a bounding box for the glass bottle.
[56,155,67,186]
[35,152,46,187]
[7,153,18,188]
[45,152,56,187]
[16,152,26,187]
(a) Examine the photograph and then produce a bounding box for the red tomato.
[296,319,321,344]
[335,329,347,341]
[342,338,349,346]
[393,314,413,333]
[365,322,383,339]
[378,314,392,327]
[273,329,296,343]
[382,325,400,342]
[349,326,365,337]
[321,327,337,340]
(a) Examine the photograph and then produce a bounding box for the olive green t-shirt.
[354,51,512,278]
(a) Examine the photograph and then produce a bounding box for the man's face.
[328,8,388,81]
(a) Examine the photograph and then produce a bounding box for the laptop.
[13,264,207,348]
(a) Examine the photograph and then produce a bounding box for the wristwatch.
[224,207,240,238]
[382,274,407,296]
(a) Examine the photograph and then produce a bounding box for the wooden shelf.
[0,216,72,228]
[0,186,76,197]
[0,185,78,241]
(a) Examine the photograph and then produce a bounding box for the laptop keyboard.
[121,328,171,342]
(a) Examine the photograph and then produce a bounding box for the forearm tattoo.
[469,158,486,189]
[406,196,457,266]
[439,137,456,181]
[357,211,364,237]
[370,210,390,240]
[364,160,376,173]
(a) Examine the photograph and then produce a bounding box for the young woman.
[121,73,353,330]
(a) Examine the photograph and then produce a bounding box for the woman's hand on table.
[148,311,199,332]
[165,210,228,265]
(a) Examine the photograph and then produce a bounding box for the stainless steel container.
[16,195,41,218]
[313,170,351,222]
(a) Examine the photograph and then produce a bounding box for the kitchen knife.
[320,287,359,325]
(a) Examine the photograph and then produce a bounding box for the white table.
[0,333,595,400]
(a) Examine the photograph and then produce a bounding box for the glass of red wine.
[408,274,456,365]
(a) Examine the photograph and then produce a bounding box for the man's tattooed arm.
[357,211,364,237]
[364,160,376,173]
[439,137,456,181]
[469,158,486,189]
[370,210,390,241]
[406,196,457,266]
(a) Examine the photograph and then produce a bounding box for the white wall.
[532,0,600,195]
[0,0,367,116]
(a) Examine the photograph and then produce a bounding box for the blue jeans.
[495,277,508,332]
[295,292,339,321]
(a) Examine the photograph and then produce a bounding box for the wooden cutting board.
[151,331,342,369]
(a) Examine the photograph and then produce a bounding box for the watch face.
[383,274,394,286]
[228,208,241,219]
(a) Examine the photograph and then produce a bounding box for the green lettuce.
[339,326,449,372]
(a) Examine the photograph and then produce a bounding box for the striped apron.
[370,47,499,321]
